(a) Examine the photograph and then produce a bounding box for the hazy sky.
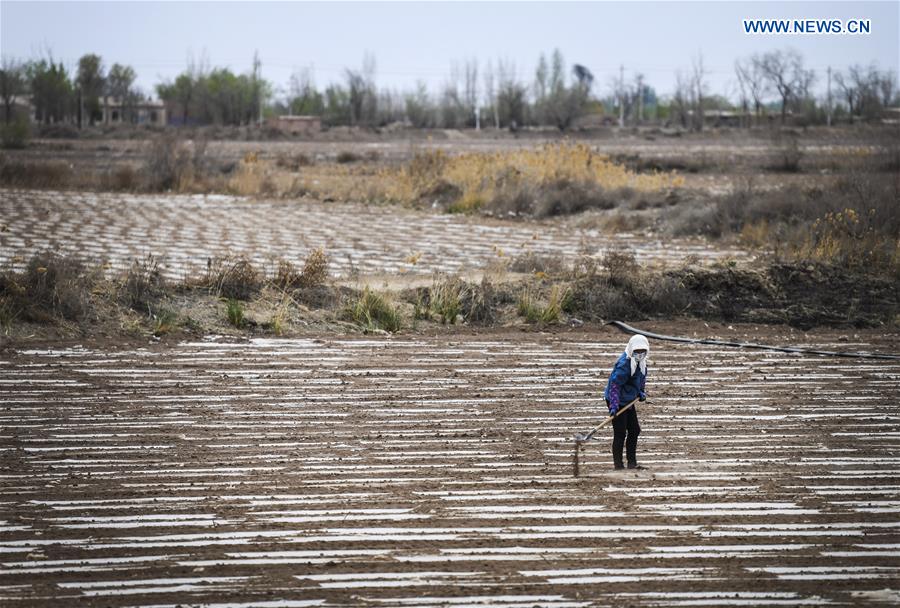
[2,1,897,102]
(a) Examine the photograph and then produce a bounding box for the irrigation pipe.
[607,320,900,361]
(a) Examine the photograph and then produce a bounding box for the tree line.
[0,48,896,129]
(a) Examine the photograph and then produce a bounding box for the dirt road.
[2,329,898,606]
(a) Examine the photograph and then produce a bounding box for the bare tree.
[483,60,499,129]
[758,48,812,124]
[439,63,464,128]
[878,70,896,108]
[735,57,768,126]
[690,53,707,131]
[345,53,377,127]
[496,59,525,129]
[833,70,857,118]
[671,70,690,128]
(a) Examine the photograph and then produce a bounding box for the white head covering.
[625,334,650,376]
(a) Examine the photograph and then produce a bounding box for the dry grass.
[429,274,466,324]
[0,158,73,189]
[275,248,330,290]
[144,135,210,192]
[666,171,899,276]
[377,143,682,216]
[120,254,165,310]
[349,286,402,332]
[0,251,98,322]
[206,257,263,300]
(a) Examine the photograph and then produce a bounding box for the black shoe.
[627,462,645,470]
[614,463,625,470]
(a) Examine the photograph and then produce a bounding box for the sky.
[1,0,898,103]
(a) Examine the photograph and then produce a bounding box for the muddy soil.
[1,327,898,607]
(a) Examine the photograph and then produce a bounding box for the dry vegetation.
[379,143,682,216]
[2,129,898,341]
[1,240,897,342]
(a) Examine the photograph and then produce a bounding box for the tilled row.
[1,334,898,607]
[0,189,751,280]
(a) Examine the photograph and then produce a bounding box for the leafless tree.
[878,70,896,107]
[496,59,526,129]
[735,57,768,126]
[671,70,690,128]
[690,53,707,131]
[345,52,377,126]
[758,48,813,124]
[483,60,498,129]
[833,70,857,118]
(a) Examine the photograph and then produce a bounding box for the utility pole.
[618,64,625,127]
[826,66,832,127]
[636,74,644,124]
[253,51,263,127]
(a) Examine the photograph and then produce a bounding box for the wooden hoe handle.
[580,398,639,442]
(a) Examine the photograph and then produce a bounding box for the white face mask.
[632,352,647,363]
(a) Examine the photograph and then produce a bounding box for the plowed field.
[0,189,751,280]
[2,332,899,606]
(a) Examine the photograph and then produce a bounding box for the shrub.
[490,179,622,218]
[107,164,140,191]
[0,159,72,188]
[769,132,803,173]
[275,152,312,170]
[298,248,329,288]
[151,307,178,336]
[509,251,567,276]
[540,284,567,324]
[225,299,245,328]
[517,287,542,323]
[275,248,329,290]
[121,254,165,310]
[430,275,465,324]
[0,118,30,149]
[463,276,498,325]
[383,143,682,216]
[21,252,96,321]
[208,257,262,300]
[144,134,207,191]
[350,287,402,332]
[0,296,20,333]
[336,151,362,163]
[228,154,276,196]
[802,208,899,273]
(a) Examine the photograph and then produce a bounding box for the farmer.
[604,334,650,470]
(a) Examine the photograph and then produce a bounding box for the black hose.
[607,320,900,361]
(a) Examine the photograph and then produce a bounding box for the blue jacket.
[604,352,646,411]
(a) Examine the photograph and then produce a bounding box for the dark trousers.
[610,403,640,467]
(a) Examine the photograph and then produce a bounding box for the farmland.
[2,328,900,607]
[1,126,899,607]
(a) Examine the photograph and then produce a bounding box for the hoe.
[572,398,638,477]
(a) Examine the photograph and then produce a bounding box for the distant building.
[267,115,322,135]
[5,95,34,123]
[102,97,167,126]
